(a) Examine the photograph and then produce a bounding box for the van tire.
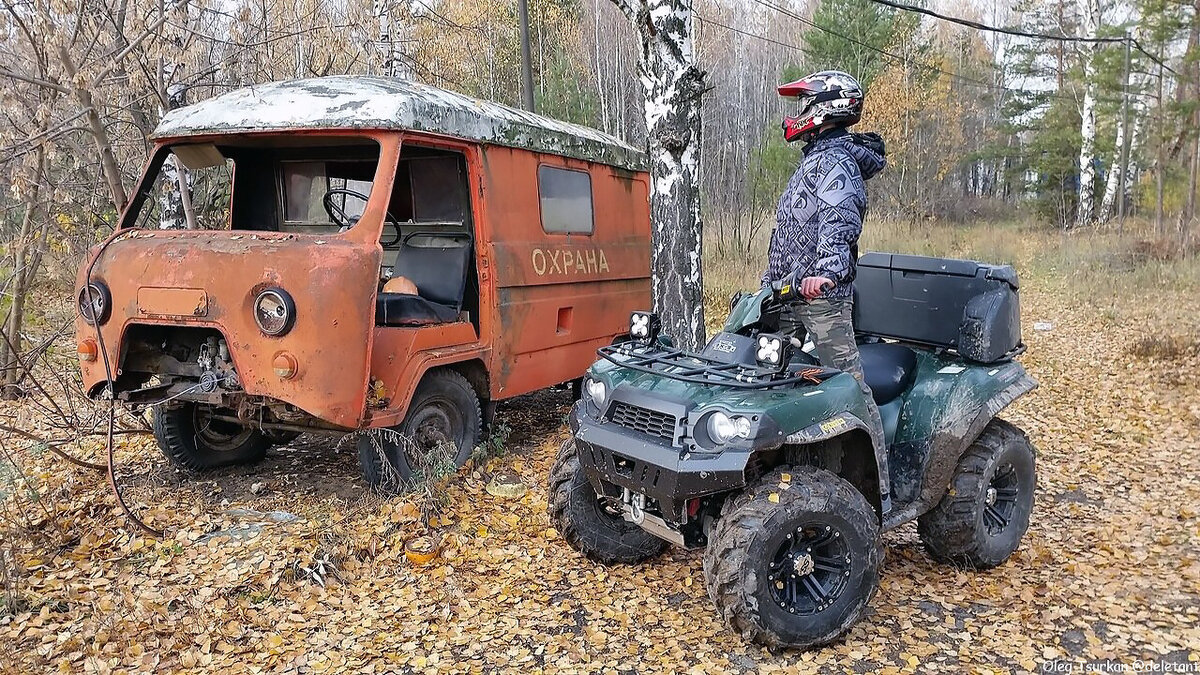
[548,438,667,564]
[357,369,481,494]
[917,419,1036,569]
[153,403,270,472]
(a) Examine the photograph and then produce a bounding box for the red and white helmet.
[779,70,864,143]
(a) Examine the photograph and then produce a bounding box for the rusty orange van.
[74,76,650,490]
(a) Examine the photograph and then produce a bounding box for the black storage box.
[852,253,1022,363]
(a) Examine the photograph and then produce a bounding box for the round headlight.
[734,416,753,438]
[708,412,753,444]
[585,378,607,410]
[253,288,295,336]
[78,282,111,326]
[708,412,738,444]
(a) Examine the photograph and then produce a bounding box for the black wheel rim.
[983,462,1021,535]
[768,523,852,616]
[193,406,254,453]
[405,397,464,470]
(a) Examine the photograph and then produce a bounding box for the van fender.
[367,349,490,428]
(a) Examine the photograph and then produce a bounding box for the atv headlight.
[707,411,752,444]
[254,288,296,336]
[629,311,660,343]
[585,378,607,411]
[755,333,787,371]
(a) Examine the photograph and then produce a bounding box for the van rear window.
[537,166,593,234]
[281,161,375,228]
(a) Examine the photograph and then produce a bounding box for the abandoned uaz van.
[74,77,650,490]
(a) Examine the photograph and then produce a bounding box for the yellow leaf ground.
[1,222,1198,673]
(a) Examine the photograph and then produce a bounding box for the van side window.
[538,165,593,234]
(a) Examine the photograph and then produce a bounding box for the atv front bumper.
[570,402,759,524]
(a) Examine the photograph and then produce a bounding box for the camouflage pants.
[778,297,885,448]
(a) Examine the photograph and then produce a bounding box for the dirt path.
[1,285,1198,674]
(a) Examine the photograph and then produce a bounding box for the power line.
[855,0,1181,78]
[697,10,1145,105]
[696,14,817,55]
[860,0,1125,44]
[746,0,1007,92]
[740,0,1090,102]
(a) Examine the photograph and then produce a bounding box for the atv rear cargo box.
[853,253,1021,363]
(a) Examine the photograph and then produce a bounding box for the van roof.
[152,76,646,171]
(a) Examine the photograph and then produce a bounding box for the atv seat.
[859,343,917,405]
[375,231,470,326]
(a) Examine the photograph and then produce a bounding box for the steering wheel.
[322,188,402,247]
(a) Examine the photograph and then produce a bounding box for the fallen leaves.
[2,242,1200,673]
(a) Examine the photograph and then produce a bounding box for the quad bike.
[548,253,1038,649]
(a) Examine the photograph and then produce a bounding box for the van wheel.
[703,466,883,650]
[357,369,481,494]
[548,438,667,564]
[153,402,270,472]
[917,419,1035,569]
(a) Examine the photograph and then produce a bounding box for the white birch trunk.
[374,0,397,77]
[1125,109,1148,207]
[1074,0,1101,228]
[613,0,706,350]
[159,82,193,229]
[1099,80,1148,220]
[1098,112,1125,221]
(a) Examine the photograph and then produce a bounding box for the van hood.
[76,228,382,427]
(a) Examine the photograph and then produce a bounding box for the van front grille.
[608,401,677,442]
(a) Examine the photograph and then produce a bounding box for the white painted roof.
[153,76,646,170]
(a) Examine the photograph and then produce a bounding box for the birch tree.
[1100,75,1150,221]
[609,0,706,350]
[1075,0,1102,228]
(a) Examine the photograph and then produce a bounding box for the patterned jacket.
[761,128,887,299]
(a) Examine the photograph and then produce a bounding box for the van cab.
[75,76,650,490]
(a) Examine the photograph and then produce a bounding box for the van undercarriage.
[112,325,349,435]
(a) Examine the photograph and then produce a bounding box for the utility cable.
[854,0,1181,78]
[82,228,163,538]
[698,12,1134,104]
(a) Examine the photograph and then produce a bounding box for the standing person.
[760,70,887,446]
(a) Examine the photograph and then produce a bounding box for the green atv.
[548,253,1038,649]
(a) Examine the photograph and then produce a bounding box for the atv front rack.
[597,342,840,390]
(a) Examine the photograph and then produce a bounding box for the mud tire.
[152,402,270,472]
[357,369,481,494]
[703,466,883,649]
[917,419,1036,569]
[548,438,668,564]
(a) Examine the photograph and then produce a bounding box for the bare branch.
[0,67,70,94]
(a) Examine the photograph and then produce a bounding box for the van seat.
[375,293,460,326]
[376,231,470,326]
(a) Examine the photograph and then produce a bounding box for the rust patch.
[137,287,208,317]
